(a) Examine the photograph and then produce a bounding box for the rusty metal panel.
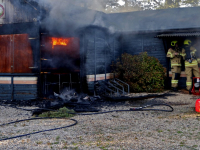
[0,34,33,73]
[13,34,33,73]
[0,35,12,73]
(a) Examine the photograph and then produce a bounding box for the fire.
[52,37,69,48]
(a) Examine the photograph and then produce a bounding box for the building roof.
[41,5,200,35]
[104,6,200,32]
[156,32,200,38]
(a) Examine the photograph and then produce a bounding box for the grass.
[79,136,83,142]
[36,141,43,144]
[192,145,198,148]
[72,142,78,146]
[99,146,109,150]
[177,131,183,134]
[54,141,59,144]
[179,141,186,147]
[56,136,60,141]
[62,146,68,149]
[38,107,75,118]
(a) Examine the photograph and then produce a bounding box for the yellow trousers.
[185,60,200,90]
[171,66,181,88]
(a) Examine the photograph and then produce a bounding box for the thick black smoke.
[37,0,108,36]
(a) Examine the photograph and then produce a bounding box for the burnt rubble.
[0,90,103,115]
[0,88,173,117]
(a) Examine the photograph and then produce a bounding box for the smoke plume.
[37,0,108,36]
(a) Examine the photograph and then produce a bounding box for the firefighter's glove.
[188,59,192,63]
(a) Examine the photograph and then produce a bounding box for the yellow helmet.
[184,40,191,46]
[171,41,177,46]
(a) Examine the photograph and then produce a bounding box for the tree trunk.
[124,0,128,8]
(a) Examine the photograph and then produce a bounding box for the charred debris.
[0,84,171,115]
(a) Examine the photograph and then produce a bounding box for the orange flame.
[52,37,69,49]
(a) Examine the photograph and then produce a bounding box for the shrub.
[38,107,75,118]
[112,52,166,93]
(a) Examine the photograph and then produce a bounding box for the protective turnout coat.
[167,47,182,67]
[182,46,200,90]
[167,47,182,88]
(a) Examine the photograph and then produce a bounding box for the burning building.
[0,0,118,100]
[0,0,200,100]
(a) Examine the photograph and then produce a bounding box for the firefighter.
[182,39,200,92]
[167,41,182,91]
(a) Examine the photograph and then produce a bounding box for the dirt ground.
[0,90,200,150]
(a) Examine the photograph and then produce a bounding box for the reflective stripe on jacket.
[166,48,182,67]
[185,59,198,67]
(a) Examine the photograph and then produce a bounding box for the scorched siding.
[80,27,120,93]
[0,0,39,25]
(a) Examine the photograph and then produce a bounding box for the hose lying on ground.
[0,103,173,142]
[73,103,173,115]
[0,118,77,141]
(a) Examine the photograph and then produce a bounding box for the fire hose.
[72,103,173,115]
[0,118,77,141]
[0,103,173,142]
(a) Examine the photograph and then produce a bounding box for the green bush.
[38,107,75,118]
[112,52,166,93]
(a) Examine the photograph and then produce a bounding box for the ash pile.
[0,88,105,115]
[34,79,131,114]
[52,89,103,112]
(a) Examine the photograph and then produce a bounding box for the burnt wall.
[80,27,120,93]
[40,36,80,73]
[0,0,39,24]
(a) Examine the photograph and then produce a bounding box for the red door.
[0,34,33,73]
[0,35,12,73]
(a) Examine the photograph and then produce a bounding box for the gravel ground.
[0,91,200,150]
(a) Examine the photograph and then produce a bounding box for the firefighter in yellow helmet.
[166,41,182,91]
[182,39,200,92]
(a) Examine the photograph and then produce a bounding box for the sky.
[118,0,125,5]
